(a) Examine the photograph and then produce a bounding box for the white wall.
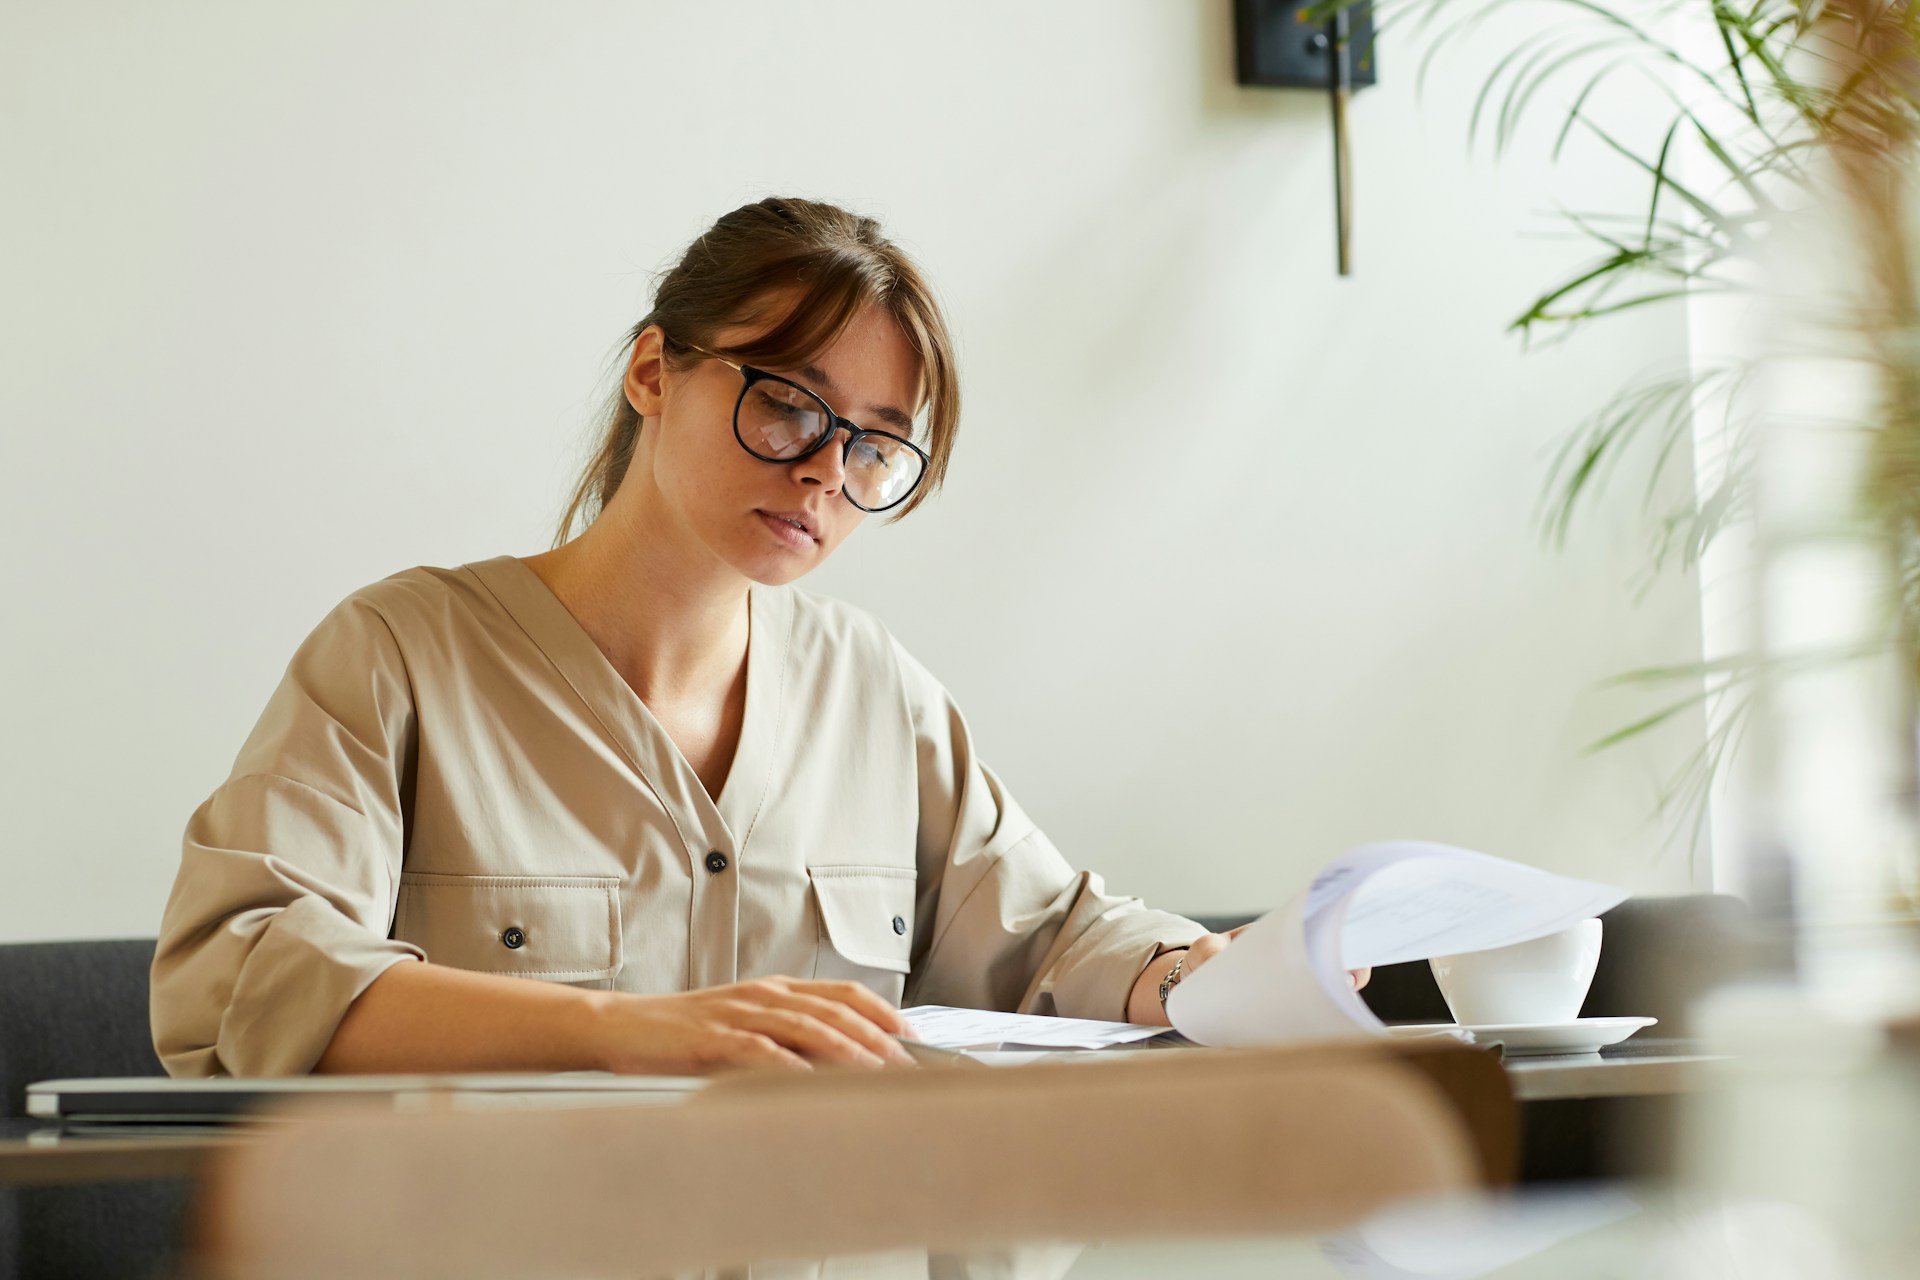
[0,1,1705,942]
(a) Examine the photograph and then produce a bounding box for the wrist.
[574,988,633,1073]
[1126,945,1191,1025]
[1156,948,1191,1016]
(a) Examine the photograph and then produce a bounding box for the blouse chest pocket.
[393,872,623,987]
[807,865,916,1005]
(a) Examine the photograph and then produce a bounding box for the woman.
[150,197,1253,1078]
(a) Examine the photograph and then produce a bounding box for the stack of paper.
[902,1005,1166,1051]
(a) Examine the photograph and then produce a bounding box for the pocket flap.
[393,873,622,982]
[808,866,916,973]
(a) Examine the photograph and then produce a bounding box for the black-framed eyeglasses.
[683,343,931,513]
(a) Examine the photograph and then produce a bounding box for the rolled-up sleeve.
[151,596,426,1077]
[894,641,1205,1020]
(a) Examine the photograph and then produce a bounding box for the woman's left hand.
[1177,925,1246,979]
[1132,926,1373,1024]
[1182,925,1371,991]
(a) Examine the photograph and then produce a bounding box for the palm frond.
[1502,35,1644,155]
[1551,54,1639,159]
[1577,113,1750,244]
[1391,0,1920,856]
[1538,364,1750,550]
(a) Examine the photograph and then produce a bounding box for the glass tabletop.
[695,1183,1842,1279]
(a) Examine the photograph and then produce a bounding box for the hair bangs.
[724,257,878,373]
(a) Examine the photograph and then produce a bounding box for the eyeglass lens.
[736,379,924,511]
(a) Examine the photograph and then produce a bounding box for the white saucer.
[1385,1016,1656,1056]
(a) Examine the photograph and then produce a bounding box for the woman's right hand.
[587,975,918,1074]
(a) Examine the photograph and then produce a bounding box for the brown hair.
[555,197,960,545]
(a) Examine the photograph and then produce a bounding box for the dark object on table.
[1578,894,1756,1032]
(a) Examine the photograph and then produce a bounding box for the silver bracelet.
[1156,948,1191,1014]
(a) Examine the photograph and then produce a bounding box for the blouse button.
[705,851,729,874]
[892,916,907,936]
[501,926,526,949]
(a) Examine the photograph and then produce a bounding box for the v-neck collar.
[463,555,792,856]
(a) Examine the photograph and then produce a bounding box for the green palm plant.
[1336,0,1920,855]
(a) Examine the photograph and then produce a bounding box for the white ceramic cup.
[1427,918,1603,1026]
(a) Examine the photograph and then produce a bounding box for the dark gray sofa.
[0,939,187,1280]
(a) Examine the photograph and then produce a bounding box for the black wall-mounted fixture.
[1233,0,1378,276]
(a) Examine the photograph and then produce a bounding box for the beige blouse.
[151,556,1204,1077]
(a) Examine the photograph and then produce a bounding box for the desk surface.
[0,1042,1722,1187]
[0,1118,231,1185]
[1503,1038,1722,1101]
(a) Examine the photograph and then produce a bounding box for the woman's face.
[625,300,925,588]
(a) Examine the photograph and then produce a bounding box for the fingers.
[716,1028,811,1073]
[1350,966,1372,992]
[727,1003,892,1068]
[1179,933,1229,976]
[767,989,916,1065]
[726,977,916,1066]
[1187,933,1228,961]
[659,977,919,1073]
[776,977,914,1038]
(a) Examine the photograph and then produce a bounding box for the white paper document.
[903,1005,1167,1050]
[1166,841,1628,1048]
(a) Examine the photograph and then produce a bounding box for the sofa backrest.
[0,939,163,1116]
